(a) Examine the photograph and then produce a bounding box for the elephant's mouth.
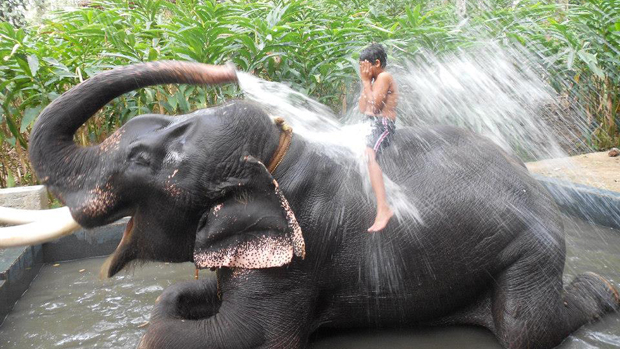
[119,216,135,249]
[100,216,138,278]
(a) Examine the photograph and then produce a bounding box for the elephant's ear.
[193,156,305,269]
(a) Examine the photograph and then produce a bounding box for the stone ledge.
[0,186,48,325]
[534,174,620,230]
[0,185,48,210]
[0,245,43,325]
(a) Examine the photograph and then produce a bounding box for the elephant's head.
[0,61,304,277]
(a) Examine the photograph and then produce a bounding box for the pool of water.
[0,216,618,349]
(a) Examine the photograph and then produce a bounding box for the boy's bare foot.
[367,206,394,232]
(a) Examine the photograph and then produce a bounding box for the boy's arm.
[359,79,375,115]
[358,61,373,114]
[358,84,369,113]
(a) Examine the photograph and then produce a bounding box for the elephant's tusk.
[0,207,81,247]
[0,206,76,225]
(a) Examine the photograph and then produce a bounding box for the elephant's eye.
[135,153,151,166]
[128,149,152,167]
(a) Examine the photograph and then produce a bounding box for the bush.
[0,0,618,187]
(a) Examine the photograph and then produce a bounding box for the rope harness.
[196,117,293,288]
[267,117,293,173]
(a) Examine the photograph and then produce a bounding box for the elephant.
[1,61,618,349]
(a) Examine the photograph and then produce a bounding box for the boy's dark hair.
[359,43,387,68]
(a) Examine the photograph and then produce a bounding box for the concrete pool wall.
[0,178,618,326]
[0,186,127,324]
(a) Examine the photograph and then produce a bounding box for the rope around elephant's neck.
[194,118,292,282]
[267,117,293,174]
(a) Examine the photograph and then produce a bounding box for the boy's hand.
[360,60,373,82]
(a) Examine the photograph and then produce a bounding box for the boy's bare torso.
[361,71,399,121]
[376,73,398,120]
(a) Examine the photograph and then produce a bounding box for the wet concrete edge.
[0,219,127,326]
[534,174,620,230]
[0,245,43,326]
[1,177,619,326]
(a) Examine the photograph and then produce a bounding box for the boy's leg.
[366,147,394,232]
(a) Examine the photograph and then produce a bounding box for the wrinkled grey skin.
[28,62,619,349]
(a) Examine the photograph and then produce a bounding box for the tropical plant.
[0,0,618,187]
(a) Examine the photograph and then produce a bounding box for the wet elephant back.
[315,125,558,326]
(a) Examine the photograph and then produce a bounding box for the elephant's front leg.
[152,275,221,321]
[139,268,315,349]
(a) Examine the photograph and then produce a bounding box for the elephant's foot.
[138,267,311,349]
[139,277,223,349]
[489,252,619,349]
[152,276,221,321]
[564,272,620,320]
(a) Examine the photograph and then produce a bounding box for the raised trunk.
[28,61,236,223]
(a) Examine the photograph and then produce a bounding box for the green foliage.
[0,0,47,27]
[499,0,620,149]
[0,0,618,187]
[0,0,29,27]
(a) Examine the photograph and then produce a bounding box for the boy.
[358,43,399,233]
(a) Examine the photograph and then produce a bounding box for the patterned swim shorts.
[366,116,396,155]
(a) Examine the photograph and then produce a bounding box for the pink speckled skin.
[28,61,619,349]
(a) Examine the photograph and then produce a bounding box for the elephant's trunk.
[0,62,236,247]
[26,61,237,227]
[30,61,236,188]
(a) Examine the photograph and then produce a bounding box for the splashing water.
[238,71,425,295]
[237,71,423,226]
[394,42,618,231]
[236,71,366,155]
[393,42,584,161]
[238,40,619,228]
[237,42,619,295]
